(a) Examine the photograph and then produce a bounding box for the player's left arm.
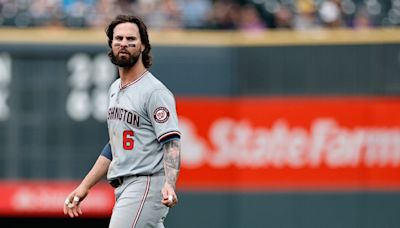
[161,137,181,207]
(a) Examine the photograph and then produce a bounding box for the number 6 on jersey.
[123,130,134,150]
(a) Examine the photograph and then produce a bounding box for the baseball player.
[63,15,181,228]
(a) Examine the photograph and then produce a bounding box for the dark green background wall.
[0,42,399,228]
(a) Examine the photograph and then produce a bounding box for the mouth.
[118,52,130,58]
[118,49,130,55]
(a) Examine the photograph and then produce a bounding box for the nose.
[120,38,129,47]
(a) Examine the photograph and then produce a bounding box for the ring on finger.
[167,195,173,204]
[65,198,70,205]
[73,196,80,202]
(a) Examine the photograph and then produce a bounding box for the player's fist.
[161,183,178,208]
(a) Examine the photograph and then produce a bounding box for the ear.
[141,44,145,52]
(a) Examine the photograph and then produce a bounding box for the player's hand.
[161,183,178,208]
[63,184,89,218]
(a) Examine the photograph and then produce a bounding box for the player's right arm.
[64,143,112,218]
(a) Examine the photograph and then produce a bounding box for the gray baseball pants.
[109,174,169,228]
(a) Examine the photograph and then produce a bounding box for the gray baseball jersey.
[106,71,180,181]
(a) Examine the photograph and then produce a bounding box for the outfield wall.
[0,29,399,228]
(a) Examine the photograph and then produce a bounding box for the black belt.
[109,176,125,188]
[109,174,156,188]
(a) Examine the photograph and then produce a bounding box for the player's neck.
[119,64,147,88]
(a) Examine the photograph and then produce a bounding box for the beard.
[109,49,141,68]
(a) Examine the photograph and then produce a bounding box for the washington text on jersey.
[107,107,140,127]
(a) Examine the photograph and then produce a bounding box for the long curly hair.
[105,15,152,68]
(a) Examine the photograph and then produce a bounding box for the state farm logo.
[154,107,169,123]
[179,117,400,169]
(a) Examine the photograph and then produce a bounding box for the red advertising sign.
[176,97,400,191]
[0,181,114,217]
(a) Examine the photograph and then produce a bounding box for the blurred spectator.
[209,0,239,29]
[84,0,115,28]
[318,0,343,27]
[274,4,294,28]
[177,0,213,29]
[294,0,321,30]
[134,0,181,30]
[62,0,95,27]
[353,6,372,28]
[237,3,266,30]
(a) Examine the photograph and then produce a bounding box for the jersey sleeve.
[147,89,180,142]
[100,142,112,160]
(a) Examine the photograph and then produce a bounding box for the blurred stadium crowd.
[0,0,399,30]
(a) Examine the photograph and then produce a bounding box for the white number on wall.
[0,53,11,121]
[66,53,115,122]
